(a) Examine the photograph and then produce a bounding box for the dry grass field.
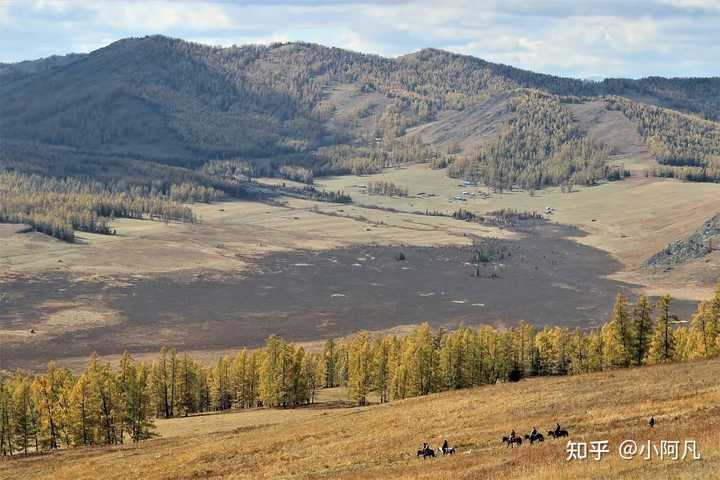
[3,163,719,370]
[318,164,720,300]
[3,359,719,480]
[0,190,507,280]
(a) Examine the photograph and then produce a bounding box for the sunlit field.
[4,359,718,480]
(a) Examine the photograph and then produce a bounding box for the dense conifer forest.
[447,92,612,190]
[0,172,202,241]
[608,96,720,178]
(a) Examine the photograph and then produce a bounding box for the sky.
[1,0,719,79]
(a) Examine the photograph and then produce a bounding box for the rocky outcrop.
[644,213,720,267]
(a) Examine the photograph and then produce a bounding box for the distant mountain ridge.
[1,35,719,182]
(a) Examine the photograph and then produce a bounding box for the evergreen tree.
[632,295,654,366]
[30,362,71,449]
[648,295,675,363]
[11,375,38,454]
[347,332,374,405]
[373,337,392,403]
[259,336,285,407]
[603,294,633,367]
[322,338,338,388]
[0,378,14,455]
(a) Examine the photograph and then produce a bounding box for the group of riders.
[418,423,569,458]
[420,416,657,457]
[417,439,454,458]
[504,422,568,448]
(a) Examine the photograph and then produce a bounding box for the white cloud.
[0,3,9,26]
[659,0,720,10]
[30,1,236,31]
[90,2,235,31]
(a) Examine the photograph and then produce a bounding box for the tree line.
[3,286,719,455]
[0,172,203,242]
[366,180,408,197]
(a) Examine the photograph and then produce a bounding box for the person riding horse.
[555,423,561,437]
[417,442,435,458]
[442,439,449,453]
[525,427,544,444]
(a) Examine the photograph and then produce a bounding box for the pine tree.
[567,328,585,374]
[404,324,437,396]
[176,353,198,415]
[586,329,605,372]
[31,362,73,449]
[151,348,172,418]
[210,357,232,411]
[514,321,536,375]
[648,295,675,363]
[286,346,308,407]
[259,336,285,407]
[322,338,338,388]
[688,302,717,359]
[301,352,321,405]
[347,332,374,405]
[0,378,13,455]
[439,328,467,389]
[86,355,118,445]
[131,362,154,442]
[603,294,633,367]
[117,353,154,442]
[632,295,654,366]
[68,372,95,446]
[11,375,38,454]
[373,337,392,403]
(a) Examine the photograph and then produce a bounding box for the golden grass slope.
[3,359,719,480]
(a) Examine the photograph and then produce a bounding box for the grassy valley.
[2,35,720,480]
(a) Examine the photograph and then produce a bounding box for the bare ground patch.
[1,223,698,371]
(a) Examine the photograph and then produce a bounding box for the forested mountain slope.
[1,35,720,191]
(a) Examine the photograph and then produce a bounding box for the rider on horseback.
[442,439,449,453]
[555,422,561,437]
[531,427,538,438]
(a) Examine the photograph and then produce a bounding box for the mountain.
[0,53,86,81]
[1,35,719,185]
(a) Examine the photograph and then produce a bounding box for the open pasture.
[2,164,717,370]
[318,164,720,299]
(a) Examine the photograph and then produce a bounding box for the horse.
[417,447,435,458]
[439,446,455,455]
[548,429,569,438]
[502,436,522,448]
[525,432,544,444]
